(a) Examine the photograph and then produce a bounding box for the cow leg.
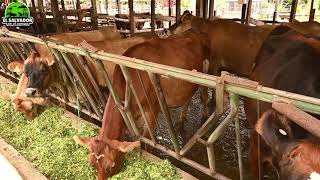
[177,98,191,130]
[200,86,209,120]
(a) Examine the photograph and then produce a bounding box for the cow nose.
[25,88,37,97]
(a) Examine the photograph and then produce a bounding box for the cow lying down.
[256,109,320,180]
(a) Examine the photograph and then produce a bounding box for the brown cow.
[255,110,320,180]
[76,30,210,179]
[169,11,276,77]
[244,29,320,178]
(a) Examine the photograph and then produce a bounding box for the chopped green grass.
[0,80,182,180]
[111,151,181,180]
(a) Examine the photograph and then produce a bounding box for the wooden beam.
[176,0,181,22]
[209,0,214,19]
[91,0,98,29]
[129,0,135,35]
[289,0,298,22]
[151,0,155,33]
[245,0,252,24]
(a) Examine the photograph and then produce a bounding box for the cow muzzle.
[25,88,40,97]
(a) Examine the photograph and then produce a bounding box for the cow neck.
[99,66,126,141]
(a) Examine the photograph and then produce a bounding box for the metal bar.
[60,52,103,118]
[0,37,28,43]
[129,0,135,35]
[289,0,298,22]
[207,144,216,175]
[120,66,157,143]
[245,0,252,24]
[176,0,181,22]
[235,114,244,180]
[94,59,137,136]
[148,72,180,157]
[272,102,320,138]
[241,4,247,24]
[207,93,239,144]
[209,0,214,19]
[151,0,155,33]
[141,137,231,180]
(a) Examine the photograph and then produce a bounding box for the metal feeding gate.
[0,29,320,180]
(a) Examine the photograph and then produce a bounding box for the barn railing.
[0,29,320,180]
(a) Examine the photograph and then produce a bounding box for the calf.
[256,109,320,180]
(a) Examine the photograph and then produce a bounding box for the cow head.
[167,10,193,35]
[74,136,140,179]
[8,53,54,97]
[256,109,320,179]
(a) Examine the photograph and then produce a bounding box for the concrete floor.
[0,153,22,180]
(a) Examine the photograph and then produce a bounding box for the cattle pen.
[0,28,319,180]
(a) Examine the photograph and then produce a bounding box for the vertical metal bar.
[289,0,298,22]
[95,59,137,136]
[169,0,172,26]
[235,114,244,180]
[207,144,216,175]
[120,66,157,143]
[91,0,99,29]
[196,0,201,17]
[105,0,108,14]
[203,0,208,18]
[129,0,135,35]
[51,0,63,32]
[176,0,181,22]
[148,72,180,157]
[37,0,47,33]
[245,0,252,24]
[151,0,155,33]
[241,4,247,24]
[209,0,214,19]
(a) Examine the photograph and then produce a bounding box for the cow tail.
[255,109,292,153]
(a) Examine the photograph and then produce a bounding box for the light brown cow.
[76,30,210,179]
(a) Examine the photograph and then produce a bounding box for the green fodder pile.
[0,80,182,180]
[111,151,181,180]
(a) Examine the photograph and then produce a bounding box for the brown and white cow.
[75,29,210,179]
[6,28,152,117]
[244,29,320,179]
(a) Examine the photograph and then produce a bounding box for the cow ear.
[181,10,192,22]
[7,61,24,74]
[107,139,140,153]
[45,57,55,66]
[73,136,92,148]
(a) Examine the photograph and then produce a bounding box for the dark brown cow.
[75,30,210,179]
[255,110,320,180]
[244,29,320,179]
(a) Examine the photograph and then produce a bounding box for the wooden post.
[30,0,39,34]
[37,0,47,33]
[176,0,181,23]
[203,0,208,18]
[209,0,214,19]
[241,4,246,24]
[151,0,155,33]
[91,0,98,29]
[245,0,252,24]
[289,0,298,22]
[61,0,68,31]
[129,0,134,35]
[309,0,315,22]
[51,0,63,32]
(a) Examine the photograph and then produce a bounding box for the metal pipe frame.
[1,30,320,180]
